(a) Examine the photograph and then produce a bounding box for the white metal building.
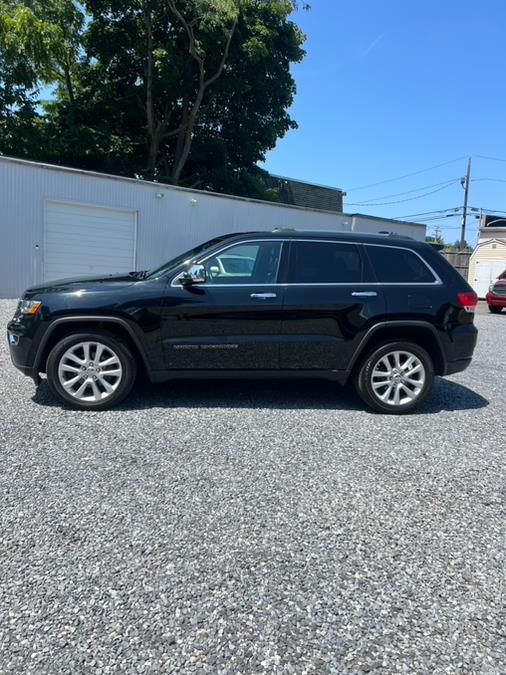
[0,156,426,298]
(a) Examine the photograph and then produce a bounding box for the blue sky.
[261,0,506,244]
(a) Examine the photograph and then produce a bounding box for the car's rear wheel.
[489,305,503,314]
[46,331,137,410]
[354,341,434,414]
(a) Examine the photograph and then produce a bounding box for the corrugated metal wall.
[350,215,425,241]
[1,158,352,297]
[0,157,426,297]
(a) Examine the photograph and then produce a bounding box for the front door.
[160,240,284,369]
[280,240,386,371]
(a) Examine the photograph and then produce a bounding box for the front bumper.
[486,292,506,307]
[7,319,42,383]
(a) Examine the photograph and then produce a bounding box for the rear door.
[160,239,285,369]
[280,240,386,371]
[362,243,443,317]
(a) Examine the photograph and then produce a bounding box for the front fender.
[32,315,153,377]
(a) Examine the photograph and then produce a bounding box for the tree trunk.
[63,63,75,105]
[171,97,190,184]
[167,3,239,185]
[170,87,205,185]
[143,2,158,179]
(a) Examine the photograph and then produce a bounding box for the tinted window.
[147,234,231,279]
[365,245,436,283]
[204,242,282,284]
[287,241,363,283]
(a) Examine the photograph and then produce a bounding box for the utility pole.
[459,157,472,249]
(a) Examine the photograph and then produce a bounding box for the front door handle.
[351,291,378,297]
[250,292,277,299]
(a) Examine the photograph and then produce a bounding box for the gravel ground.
[0,298,505,674]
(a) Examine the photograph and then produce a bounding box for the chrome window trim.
[170,237,443,287]
[363,242,442,285]
[171,239,285,287]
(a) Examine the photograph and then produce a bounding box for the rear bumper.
[444,357,473,375]
[486,292,506,307]
[442,323,477,376]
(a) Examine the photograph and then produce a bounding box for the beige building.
[468,215,506,297]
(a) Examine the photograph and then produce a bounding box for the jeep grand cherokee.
[7,230,478,413]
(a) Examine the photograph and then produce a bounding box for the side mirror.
[179,263,206,285]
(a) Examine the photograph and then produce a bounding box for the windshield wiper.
[128,270,149,279]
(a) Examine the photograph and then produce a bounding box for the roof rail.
[378,231,414,240]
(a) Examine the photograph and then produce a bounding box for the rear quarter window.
[365,245,437,283]
[287,241,364,283]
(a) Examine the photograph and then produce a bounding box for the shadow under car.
[32,376,489,415]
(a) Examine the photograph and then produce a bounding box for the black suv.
[7,230,478,413]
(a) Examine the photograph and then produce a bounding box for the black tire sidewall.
[46,331,137,409]
[356,341,434,414]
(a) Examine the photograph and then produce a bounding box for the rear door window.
[287,241,364,283]
[365,245,436,283]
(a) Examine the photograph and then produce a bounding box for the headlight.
[18,299,41,315]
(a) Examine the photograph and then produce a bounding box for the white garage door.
[473,259,506,298]
[44,201,136,281]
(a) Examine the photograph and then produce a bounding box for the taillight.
[457,291,478,313]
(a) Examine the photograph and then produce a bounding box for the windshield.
[145,235,232,279]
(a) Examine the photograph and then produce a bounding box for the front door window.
[203,242,282,285]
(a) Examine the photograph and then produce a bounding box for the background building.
[468,214,506,297]
[264,174,344,212]
[0,156,426,298]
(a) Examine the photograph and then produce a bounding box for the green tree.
[444,239,472,251]
[0,0,84,102]
[0,0,306,196]
[0,0,84,158]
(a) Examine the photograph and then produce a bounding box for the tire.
[489,305,502,314]
[46,331,137,410]
[354,340,434,414]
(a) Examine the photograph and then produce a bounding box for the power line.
[345,181,459,206]
[393,206,462,219]
[473,153,506,163]
[345,156,467,192]
[395,207,462,219]
[474,207,506,214]
[407,214,462,223]
[472,177,506,184]
[345,178,460,205]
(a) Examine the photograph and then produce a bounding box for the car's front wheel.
[354,341,434,414]
[489,305,503,314]
[46,331,137,410]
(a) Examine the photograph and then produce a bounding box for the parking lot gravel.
[1,298,505,674]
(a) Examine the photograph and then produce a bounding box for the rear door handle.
[250,292,277,299]
[351,291,378,297]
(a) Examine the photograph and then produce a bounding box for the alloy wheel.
[370,350,426,407]
[57,341,123,402]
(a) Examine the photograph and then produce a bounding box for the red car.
[486,270,506,313]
